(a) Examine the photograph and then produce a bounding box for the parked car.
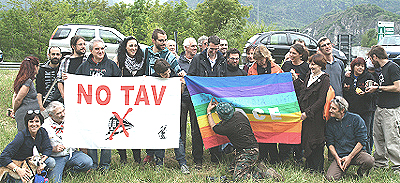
[0,49,3,62]
[378,35,400,65]
[244,31,347,64]
[49,24,126,59]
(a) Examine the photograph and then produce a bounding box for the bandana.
[125,53,144,75]
[216,102,234,121]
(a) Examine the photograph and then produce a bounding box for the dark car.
[244,31,347,64]
[378,35,400,65]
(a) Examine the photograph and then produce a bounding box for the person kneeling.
[206,99,283,181]
[42,101,93,183]
[325,96,374,181]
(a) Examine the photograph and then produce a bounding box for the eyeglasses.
[27,110,40,115]
[77,43,86,46]
[190,45,197,48]
[209,48,218,51]
[94,47,106,51]
[220,44,228,46]
[229,57,240,61]
[51,53,61,56]
[157,39,167,43]
[320,42,332,48]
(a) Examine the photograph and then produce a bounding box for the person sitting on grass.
[146,58,190,174]
[325,96,374,181]
[42,101,93,183]
[205,99,283,181]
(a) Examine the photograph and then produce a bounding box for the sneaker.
[266,167,284,182]
[143,155,153,163]
[180,164,190,174]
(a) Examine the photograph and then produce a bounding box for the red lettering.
[152,85,166,105]
[121,86,134,105]
[96,85,111,105]
[77,84,92,104]
[134,85,149,105]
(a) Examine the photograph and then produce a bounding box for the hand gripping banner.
[185,73,302,149]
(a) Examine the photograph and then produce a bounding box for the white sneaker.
[180,164,190,174]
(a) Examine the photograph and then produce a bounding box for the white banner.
[63,74,181,149]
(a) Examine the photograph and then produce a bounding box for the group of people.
[1,27,400,182]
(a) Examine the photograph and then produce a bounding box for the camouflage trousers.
[230,148,268,180]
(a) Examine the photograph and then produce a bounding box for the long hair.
[291,43,309,62]
[116,36,144,69]
[13,56,39,93]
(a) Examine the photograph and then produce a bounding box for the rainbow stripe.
[185,73,302,149]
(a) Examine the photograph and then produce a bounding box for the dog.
[0,155,45,183]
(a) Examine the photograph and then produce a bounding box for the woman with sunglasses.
[291,53,330,173]
[10,56,41,131]
[343,57,377,154]
[0,110,55,182]
[112,36,145,164]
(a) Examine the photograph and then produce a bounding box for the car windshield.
[378,36,400,46]
[247,34,261,44]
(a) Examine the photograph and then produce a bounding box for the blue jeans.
[87,149,111,170]
[48,151,93,183]
[146,149,165,165]
[174,136,187,166]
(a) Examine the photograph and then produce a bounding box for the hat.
[215,102,234,121]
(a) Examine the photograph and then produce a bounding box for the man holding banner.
[75,38,122,171]
[206,100,283,181]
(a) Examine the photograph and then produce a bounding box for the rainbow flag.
[185,73,302,149]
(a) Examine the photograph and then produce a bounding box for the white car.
[49,24,126,59]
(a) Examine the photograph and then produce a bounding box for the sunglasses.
[94,47,106,51]
[27,110,40,115]
[51,53,61,56]
[157,39,167,43]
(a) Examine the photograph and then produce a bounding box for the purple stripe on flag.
[187,81,295,97]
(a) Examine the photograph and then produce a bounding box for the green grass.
[0,70,399,182]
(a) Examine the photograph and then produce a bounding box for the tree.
[194,0,251,36]
[361,28,378,47]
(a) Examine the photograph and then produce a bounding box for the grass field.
[0,70,399,182]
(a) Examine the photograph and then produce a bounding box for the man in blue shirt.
[325,96,374,181]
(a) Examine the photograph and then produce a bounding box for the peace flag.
[185,73,302,149]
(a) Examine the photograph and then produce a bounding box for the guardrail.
[0,62,21,70]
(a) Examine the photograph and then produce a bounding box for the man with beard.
[57,35,87,99]
[143,29,185,76]
[366,45,400,175]
[219,39,228,58]
[225,48,247,76]
[36,46,63,112]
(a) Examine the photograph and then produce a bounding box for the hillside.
[302,4,400,45]
[175,0,400,29]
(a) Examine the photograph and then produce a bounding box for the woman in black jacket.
[343,57,376,154]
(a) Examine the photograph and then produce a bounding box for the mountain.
[302,4,400,45]
[175,0,400,29]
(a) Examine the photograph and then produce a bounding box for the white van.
[49,24,126,59]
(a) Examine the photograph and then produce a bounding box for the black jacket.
[343,70,377,114]
[76,54,122,77]
[188,49,226,77]
[226,64,247,76]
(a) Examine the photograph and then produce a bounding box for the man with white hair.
[325,96,374,181]
[198,35,208,53]
[177,38,199,168]
[42,101,93,183]
[75,38,121,171]
[166,40,179,58]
